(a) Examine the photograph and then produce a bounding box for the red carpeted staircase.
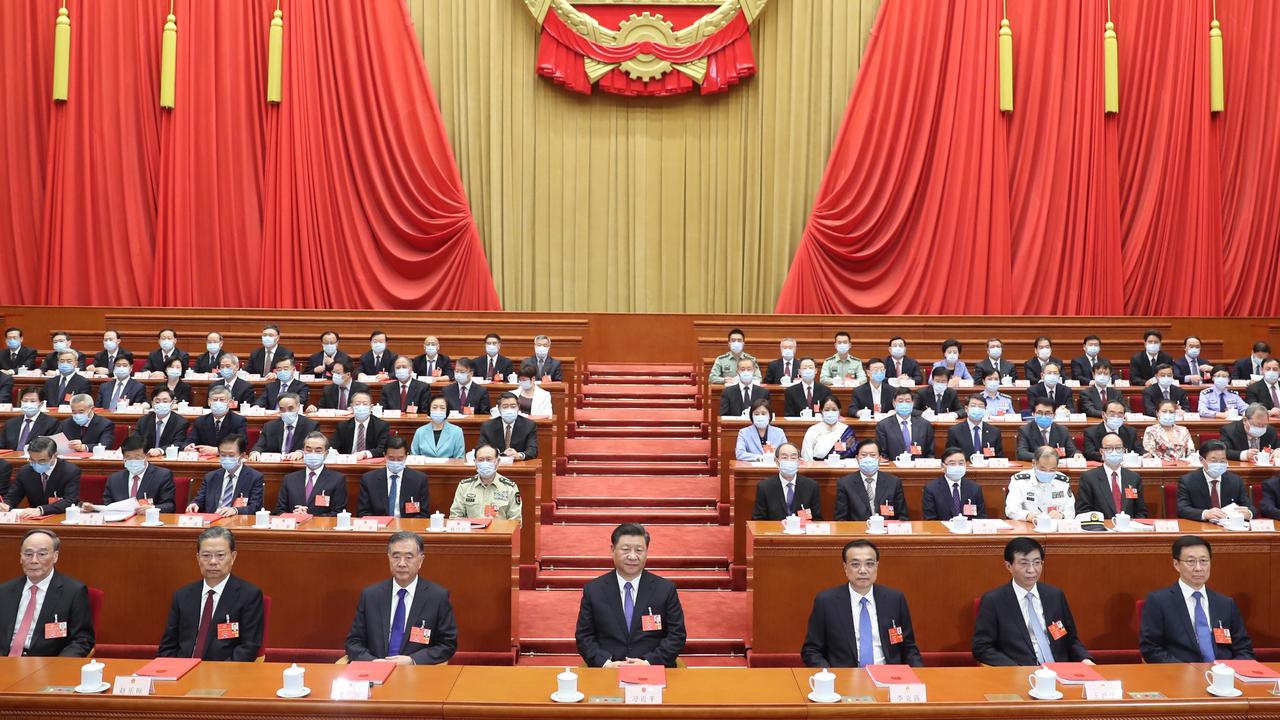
[519,363,748,666]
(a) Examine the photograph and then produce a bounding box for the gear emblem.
[616,12,677,82]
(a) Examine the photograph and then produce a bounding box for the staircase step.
[560,461,713,475]
[553,476,720,505]
[579,397,701,410]
[569,426,704,439]
[541,524,730,560]
[580,384,698,398]
[573,408,705,425]
[584,375,695,385]
[533,568,732,590]
[565,438,710,458]
[548,507,720,524]
[586,363,695,375]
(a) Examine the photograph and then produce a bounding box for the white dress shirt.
[389,577,417,636]
[1179,579,1211,630]
[848,584,884,664]
[199,575,231,624]
[386,469,403,516]
[1011,581,1048,634]
[12,573,54,651]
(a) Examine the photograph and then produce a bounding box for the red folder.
[469,518,492,528]
[357,457,385,465]
[1221,660,1280,682]
[865,664,922,687]
[136,657,201,681]
[61,452,93,459]
[617,664,667,687]
[277,512,313,525]
[362,516,394,527]
[341,661,396,685]
[1045,662,1105,684]
[181,513,225,525]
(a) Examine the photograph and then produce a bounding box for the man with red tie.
[0,437,80,518]
[380,356,430,412]
[0,530,94,657]
[441,358,490,415]
[93,433,177,513]
[473,333,514,382]
[274,432,347,516]
[157,527,263,661]
[1074,433,1148,519]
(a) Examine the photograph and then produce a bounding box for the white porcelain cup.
[1114,512,1131,530]
[283,663,305,693]
[164,445,179,460]
[1205,663,1235,693]
[867,514,885,532]
[783,515,801,533]
[1258,451,1273,466]
[80,660,104,689]
[557,667,578,696]
[91,444,105,458]
[1035,514,1054,532]
[430,511,445,530]
[808,668,836,698]
[254,509,270,528]
[335,510,352,530]
[951,514,970,532]
[1028,666,1058,695]
[64,505,82,524]
[144,506,160,525]
[1226,513,1246,531]
[761,452,776,465]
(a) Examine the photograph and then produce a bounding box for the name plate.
[1084,681,1123,700]
[623,685,663,704]
[1250,519,1276,532]
[971,519,1005,533]
[112,676,153,696]
[80,513,105,526]
[329,678,370,700]
[352,518,379,532]
[804,523,832,535]
[986,457,1011,468]
[913,458,941,468]
[886,523,913,535]
[0,512,17,525]
[177,452,199,462]
[381,409,402,419]
[258,452,281,462]
[1056,520,1082,533]
[1153,520,1180,533]
[445,519,471,533]
[888,683,927,703]
[1059,457,1087,469]
[177,515,207,528]
[270,517,297,530]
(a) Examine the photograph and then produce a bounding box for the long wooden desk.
[2,658,1280,719]
[746,519,1280,663]
[0,516,519,660]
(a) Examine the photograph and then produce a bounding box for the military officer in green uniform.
[449,443,522,522]
[708,328,759,385]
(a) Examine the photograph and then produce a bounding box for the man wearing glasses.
[157,527,263,661]
[1139,536,1254,663]
[0,529,94,656]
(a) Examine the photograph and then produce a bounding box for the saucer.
[865,528,887,535]
[1032,527,1056,533]
[60,520,80,525]
[808,691,842,704]
[550,690,584,703]
[426,527,446,533]
[1028,688,1063,700]
[782,528,805,535]
[1206,685,1242,697]
[139,521,164,527]
[74,682,110,694]
[331,526,353,532]
[947,524,972,534]
[276,686,311,698]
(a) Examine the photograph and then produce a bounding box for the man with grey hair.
[61,393,116,452]
[1218,402,1279,462]
[158,527,263,661]
[186,385,248,454]
[0,437,79,517]
[345,530,457,665]
[764,337,799,385]
[211,352,254,407]
[522,335,562,382]
[0,529,94,657]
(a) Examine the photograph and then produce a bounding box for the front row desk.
[3,659,1280,719]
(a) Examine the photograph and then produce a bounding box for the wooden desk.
[747,520,1280,662]
[0,517,519,659]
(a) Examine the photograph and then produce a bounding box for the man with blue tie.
[875,388,935,459]
[944,395,1004,459]
[97,357,147,409]
[1139,536,1254,663]
[357,437,428,518]
[185,436,264,516]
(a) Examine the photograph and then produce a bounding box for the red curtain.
[0,0,500,311]
[777,0,1280,316]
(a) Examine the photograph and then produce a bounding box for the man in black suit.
[89,329,133,375]
[357,437,428,518]
[763,339,798,385]
[274,432,346,516]
[142,328,189,375]
[331,392,391,458]
[921,447,987,520]
[1244,358,1280,416]
[1130,329,1174,386]
[1219,403,1279,462]
[887,337,923,385]
[4,388,59,451]
[1082,401,1142,461]
[254,357,309,409]
[246,325,294,377]
[1176,440,1255,522]
[43,351,90,407]
[1259,475,1280,520]
[974,338,1017,382]
[479,393,539,460]
[945,395,1004,459]
[914,366,963,415]
[474,333,514,383]
[0,373,13,406]
[97,357,147,409]
[783,358,832,417]
[158,527,263,661]
[1079,360,1127,417]
[1142,364,1191,415]
[720,358,770,417]
[306,330,353,379]
[1232,342,1270,381]
[249,394,317,460]
[848,358,895,415]
[0,328,39,373]
[524,335,563,382]
[1171,336,1213,385]
[1015,400,1081,461]
[312,359,368,411]
[359,330,399,377]
[134,387,189,455]
[801,539,923,668]
[193,332,228,374]
[1075,433,1148,518]
[382,356,431,412]
[1070,335,1108,384]
[211,353,255,408]
[61,394,116,452]
[575,523,686,667]
[972,537,1094,666]
[440,358,490,415]
[412,335,453,380]
[0,437,79,517]
[96,433,177,513]
[0,530,94,657]
[1023,336,1063,384]
[187,436,265,516]
[0,460,11,499]
[1139,535,1253,663]
[752,443,821,520]
[1026,362,1075,413]
[39,332,88,372]
[345,531,457,664]
[185,386,248,454]
[835,440,909,521]
[875,388,935,459]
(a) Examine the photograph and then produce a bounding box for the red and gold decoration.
[525,0,770,97]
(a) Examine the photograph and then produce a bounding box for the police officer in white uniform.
[1005,446,1076,522]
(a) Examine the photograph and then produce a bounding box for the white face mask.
[1036,347,1052,360]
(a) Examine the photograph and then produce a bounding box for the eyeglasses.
[198,552,229,562]
[845,561,878,571]
[1012,559,1043,569]
[1178,558,1211,568]
[389,553,421,562]
[20,550,52,560]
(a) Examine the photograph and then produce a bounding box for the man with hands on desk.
[274,432,347,516]
[1139,535,1254,663]
[835,440,909,521]
[358,437,428,518]
[249,393,318,461]
[478,392,538,461]
[1218,403,1278,462]
[185,385,248,454]
[0,529,94,657]
[158,527,263,661]
[91,433,176,514]
[0,437,79,518]
[752,443,821,521]
[186,436,265,517]
[1075,433,1148,519]
[1004,446,1075,522]
[60,393,115,451]
[345,531,457,665]
[1175,440,1254,523]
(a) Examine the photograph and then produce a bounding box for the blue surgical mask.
[485,343,499,356]
[1146,342,1161,354]
[103,340,118,353]
[123,458,146,475]
[262,335,277,348]
[430,409,448,424]
[159,339,174,352]
[729,340,744,354]
[1206,461,1228,478]
[1157,376,1174,388]
[352,405,371,421]
[1034,469,1057,483]
[1034,415,1053,429]
[835,342,851,354]
[1187,347,1201,359]
[800,368,816,382]
[944,464,966,481]
[1085,344,1100,357]
[984,379,1000,392]
[52,340,68,353]
[1158,412,1177,426]
[858,457,879,475]
[821,409,840,425]
[889,345,905,359]
[322,343,338,355]
[1104,416,1125,432]
[870,370,886,383]
[58,362,74,375]
[932,381,948,394]
[166,367,182,379]
[71,412,91,426]
[113,366,131,380]
[303,452,325,469]
[500,408,519,423]
[476,460,497,478]
[1248,423,1267,438]
[967,406,986,422]
[210,400,229,416]
[332,373,345,386]
[206,342,222,354]
[988,348,1003,360]
[371,341,386,354]
[534,345,549,359]
[219,456,241,472]
[1043,374,1060,386]
[277,370,293,384]
[386,460,407,475]
[1265,370,1280,384]
[423,344,438,356]
[1104,450,1125,466]
[153,402,171,417]
[739,370,754,384]
[778,459,799,477]
[20,402,39,417]
[454,371,470,385]
[752,414,770,429]
[280,411,298,425]
[1095,375,1111,387]
[29,462,51,475]
[1036,347,1052,360]
[519,380,532,391]
[1213,376,1229,390]
[395,367,412,382]
[944,352,959,363]
[218,367,236,379]
[5,338,19,350]
[780,348,795,360]
[895,402,913,417]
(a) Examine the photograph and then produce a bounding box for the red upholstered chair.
[1188,393,1199,412]
[246,427,261,451]
[111,423,130,449]
[1251,483,1262,508]
[972,596,981,622]
[87,587,104,657]
[1133,599,1146,634]
[79,475,108,504]
[1162,482,1178,519]
[132,358,146,372]
[256,595,272,662]
[173,476,192,510]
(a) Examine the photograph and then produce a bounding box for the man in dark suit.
[763,339,798,385]
[250,394,317,460]
[211,353,255,408]
[1142,364,1192,415]
[61,394,116,452]
[946,395,1004,458]
[158,527,263,661]
[801,539,923,668]
[1015,400,1081,461]
[783,358,832,417]
[1176,440,1255,522]
[887,337,924,385]
[382,356,431,412]
[331,392,391,459]
[97,357,147,409]
[1244,358,1280,415]
[274,432,346,515]
[1139,535,1254,663]
[305,331,353,379]
[752,443,821,520]
[0,328,39,373]
[194,332,228,374]
[875,389,935,459]
[412,336,453,380]
[134,387,189,455]
[345,531,457,664]
[39,332,88,372]
[1070,335,1108,384]
[142,328,189,374]
[0,437,80,517]
[0,530,94,657]
[90,330,133,375]
[254,357,309,409]
[972,537,1094,666]
[1219,404,1279,462]
[97,433,177,513]
[1232,342,1270,381]
[474,333,514,383]
[1026,362,1075,413]
[848,359,895,415]
[720,358,770,416]
[575,523,686,667]
[921,447,987,520]
[359,330,399,377]
[835,440,909,521]
[1130,330,1174,386]
[185,387,248,454]
[4,388,59,451]
[524,335,563,381]
[357,438,428,518]
[440,358,490,415]
[1171,336,1214,385]
[0,373,13,406]
[187,436,265,516]
[1076,434,1148,518]
[1082,402,1142,461]
[0,460,11,499]
[43,351,90,407]
[914,366,963,415]
[1023,337,1063,384]
[1079,360,1127,417]
[1259,475,1280,520]
[479,393,539,460]
[313,359,369,411]
[246,325,294,377]
[974,338,1017,382]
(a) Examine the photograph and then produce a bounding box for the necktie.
[155,418,165,448]
[858,596,875,667]
[388,474,400,516]
[805,386,813,409]
[951,482,962,516]
[1219,392,1228,414]
[112,382,123,408]
[1025,592,1055,664]
[936,393,945,413]
[282,424,294,453]
[193,589,215,659]
[488,359,495,379]
[7,586,39,656]
[623,582,635,630]
[40,473,49,494]
[426,360,434,376]
[264,350,272,373]
[896,359,903,377]
[221,473,236,510]
[537,359,545,377]
[1043,429,1051,447]
[972,425,982,455]
[864,478,875,511]
[305,471,316,502]
[57,377,67,400]
[400,384,408,410]
[784,361,791,379]
[785,481,795,514]
[388,588,408,654]
[901,420,912,454]
[459,385,468,408]
[129,475,141,498]
[1271,384,1279,408]
[1163,389,1170,401]
[339,387,347,409]
[504,423,512,450]
[17,419,31,449]
[1190,358,1198,377]
[1192,591,1215,662]
[1110,471,1122,513]
[1210,479,1220,508]
[214,418,222,438]
[355,423,366,453]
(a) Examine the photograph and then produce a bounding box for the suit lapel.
[0,582,17,648]
[1004,586,1037,659]
[834,586,856,661]
[1170,586,1199,651]
[605,573,630,636]
[400,579,433,653]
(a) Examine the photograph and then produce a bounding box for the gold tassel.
[52,3,71,102]
[267,4,284,104]
[1208,2,1224,113]
[160,4,177,109]
[998,7,1014,113]
[1103,0,1118,114]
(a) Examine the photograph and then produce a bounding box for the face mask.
[1213,376,1229,390]
[5,338,18,350]
[277,370,293,384]
[778,459,799,477]
[800,368,816,382]
[1205,461,1228,479]
[1187,347,1201,359]
[984,379,1000,392]
[159,339,174,352]
[1267,371,1280,384]
[534,345,549,359]
[352,405,371,421]
[280,411,298,425]
[729,340,744,354]
[423,344,437,356]
[780,348,795,360]
[219,456,241,472]
[500,408,519,423]
[1104,416,1125,432]
[476,460,497,478]
[895,402,913,417]
[371,341,386,354]
[386,460,407,475]
[739,370,754,384]
[262,335,277,348]
[1145,342,1161,354]
[519,379,532,391]
[1248,423,1267,438]
[1036,347,1052,360]
[1156,376,1174,389]
[1104,450,1125,466]
[752,414,770,429]
[207,342,222,354]
[1085,344,1100,357]
[932,381,948,393]
[153,402,171,417]
[485,343,499,356]
[302,452,325,469]
[889,345,906,359]
[103,340,118,353]
[858,457,880,475]
[1034,469,1057,484]
[835,342,851,354]
[944,464,966,481]
[29,462,51,475]
[945,352,959,362]
[1158,412,1177,427]
[20,402,39,418]
[332,373,346,386]
[988,348,1003,360]
[218,367,236,379]
[58,362,74,375]
[1034,415,1053,429]
[455,371,470,385]
[72,412,91,426]
[430,409,448,424]
[1043,374,1060,386]
[871,370,886,383]
[1095,375,1111,387]
[394,367,412,382]
[210,400,229,417]
[967,406,986,422]
[821,409,840,425]
[166,367,182,379]
[52,341,69,353]
[322,343,338,355]
[123,458,146,475]
[114,366,131,380]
